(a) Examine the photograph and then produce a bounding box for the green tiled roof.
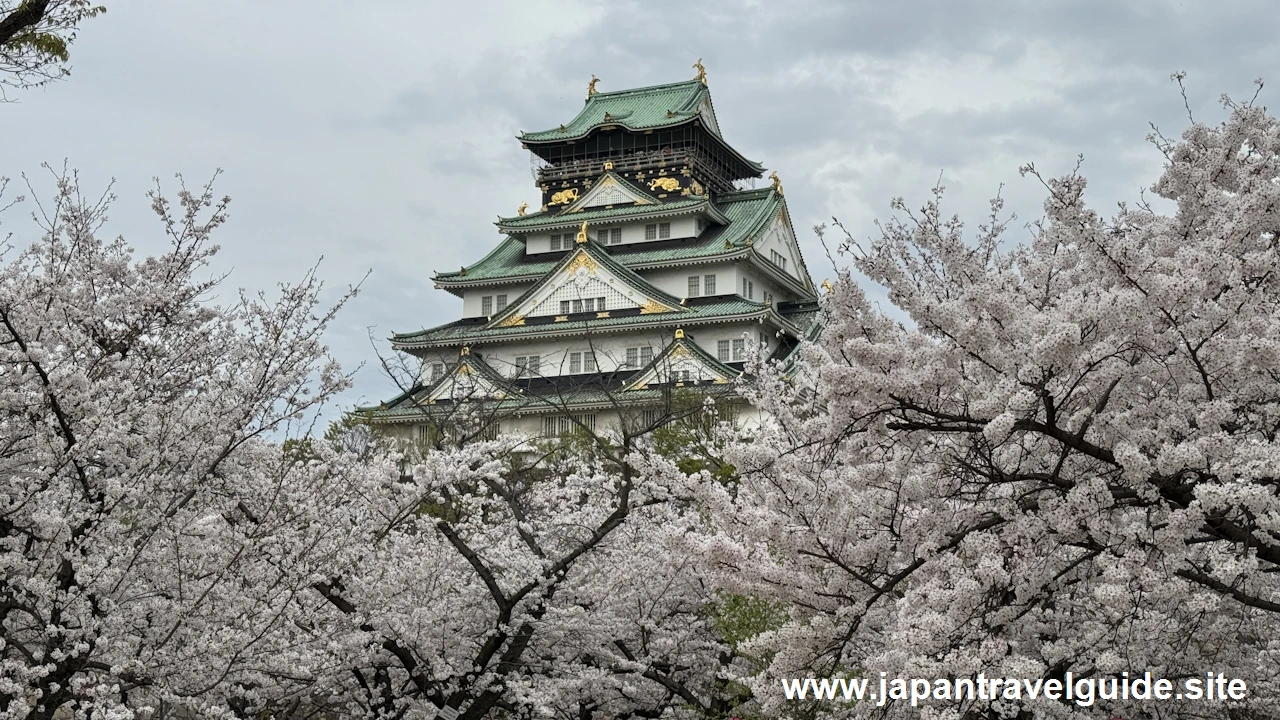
[523,80,712,142]
[365,381,742,422]
[495,198,712,232]
[436,188,783,285]
[392,297,771,348]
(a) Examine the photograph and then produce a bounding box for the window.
[431,362,446,381]
[481,296,493,315]
[625,346,654,368]
[571,299,583,313]
[584,351,596,372]
[496,294,508,311]
[542,413,597,437]
[732,339,745,362]
[550,234,562,251]
[687,275,701,297]
[570,352,582,373]
[679,370,691,382]
[645,224,657,240]
[597,296,606,311]
[748,281,755,300]
[717,340,730,362]
[516,356,539,377]
[658,222,671,239]
[583,298,595,313]
[560,300,570,314]
[704,274,716,294]
[770,249,788,271]
[609,228,622,244]
[742,278,748,297]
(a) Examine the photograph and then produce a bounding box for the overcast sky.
[3,0,1277,426]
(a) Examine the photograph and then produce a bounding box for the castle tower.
[367,68,820,442]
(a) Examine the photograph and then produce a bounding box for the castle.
[368,64,819,442]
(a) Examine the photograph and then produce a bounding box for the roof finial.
[517,201,528,216]
[576,221,589,244]
[587,74,600,98]
[693,58,707,85]
[675,328,685,339]
[821,278,833,293]
[769,171,784,195]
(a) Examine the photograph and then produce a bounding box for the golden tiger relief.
[548,187,580,205]
[648,177,680,192]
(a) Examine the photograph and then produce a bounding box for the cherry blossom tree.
[704,90,1280,719]
[0,167,371,719]
[291,439,741,720]
[0,167,744,720]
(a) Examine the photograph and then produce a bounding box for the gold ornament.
[693,58,707,85]
[640,300,666,314]
[587,74,600,97]
[497,314,526,327]
[769,171,783,195]
[549,187,580,205]
[517,201,528,216]
[566,252,598,275]
[648,177,680,192]
[575,220,589,244]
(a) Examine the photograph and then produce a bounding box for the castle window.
[732,339,745,362]
[741,278,755,300]
[481,296,493,315]
[584,351,597,372]
[770,249,788,271]
[550,234,562,251]
[704,274,716,294]
[658,222,671,239]
[583,298,596,312]
[516,355,540,377]
[608,228,622,244]
[431,362,446,381]
[570,352,582,373]
[717,340,730,362]
[625,345,654,368]
[597,296,606,310]
[645,224,657,240]
[496,294,508,311]
[687,275,700,297]
[572,299,583,313]
[560,300,570,314]
[542,413,597,437]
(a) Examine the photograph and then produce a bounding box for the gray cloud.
[4,0,1277,423]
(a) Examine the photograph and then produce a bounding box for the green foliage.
[651,390,738,483]
[1,1,106,90]
[707,592,789,653]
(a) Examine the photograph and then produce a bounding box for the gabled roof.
[519,79,764,176]
[437,188,787,287]
[563,171,659,212]
[483,238,687,329]
[424,352,521,403]
[523,80,713,142]
[623,331,741,390]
